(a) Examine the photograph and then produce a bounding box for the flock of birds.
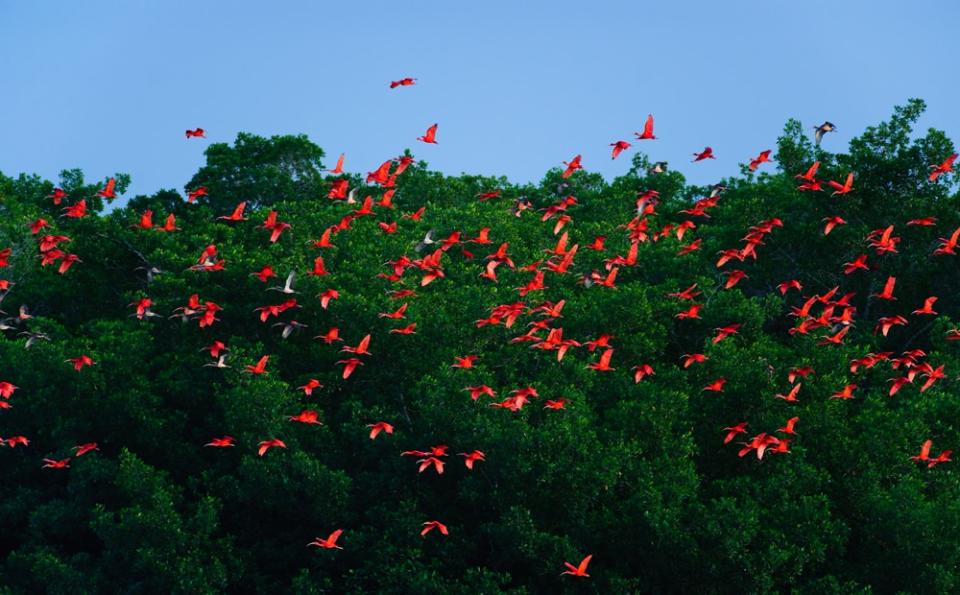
[1,75,959,580]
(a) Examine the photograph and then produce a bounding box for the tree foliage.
[0,103,958,593]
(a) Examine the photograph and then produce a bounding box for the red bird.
[722,270,748,289]
[73,443,99,456]
[62,199,88,218]
[777,417,800,435]
[29,218,50,234]
[379,303,408,320]
[748,150,771,171]
[390,77,416,88]
[308,529,344,550]
[251,265,276,283]
[244,356,270,375]
[315,327,342,344]
[318,289,340,309]
[476,190,501,201]
[722,422,748,444]
[0,381,18,399]
[327,179,349,199]
[562,555,593,578]
[681,353,707,368]
[217,201,248,222]
[872,276,897,301]
[288,410,322,425]
[632,364,655,383]
[712,324,741,344]
[185,128,206,138]
[561,155,582,179]
[260,210,290,242]
[306,256,330,277]
[57,254,83,275]
[544,399,568,409]
[797,179,824,192]
[159,213,180,232]
[337,358,363,379]
[5,436,29,448]
[464,385,496,401]
[205,436,236,448]
[130,297,159,320]
[788,367,815,384]
[928,450,953,468]
[842,254,870,275]
[417,123,438,144]
[778,280,802,295]
[775,383,802,402]
[919,365,946,393]
[738,433,781,460]
[668,284,702,301]
[818,326,850,346]
[828,173,854,196]
[341,334,372,356]
[459,450,485,469]
[452,355,478,369]
[928,153,957,182]
[187,186,208,203]
[97,178,117,200]
[610,140,631,159]
[298,379,323,396]
[912,296,938,316]
[795,161,820,183]
[831,384,857,400]
[133,210,154,230]
[822,216,846,235]
[911,440,934,463]
[635,114,657,140]
[692,147,715,162]
[48,187,67,205]
[675,304,703,320]
[934,227,960,256]
[703,378,727,392]
[66,355,95,371]
[42,458,71,469]
[327,153,345,174]
[587,349,615,372]
[421,521,449,537]
[367,421,394,439]
[257,439,286,456]
[417,456,445,474]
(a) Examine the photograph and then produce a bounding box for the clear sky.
[2,1,957,202]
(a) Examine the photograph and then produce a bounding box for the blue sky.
[2,1,957,202]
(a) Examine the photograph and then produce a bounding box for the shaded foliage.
[0,102,958,594]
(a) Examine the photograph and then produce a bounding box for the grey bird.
[648,161,668,175]
[813,121,836,146]
[415,229,437,253]
[204,354,230,369]
[19,331,50,349]
[268,271,297,294]
[273,320,308,339]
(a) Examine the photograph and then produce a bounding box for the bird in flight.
[635,114,657,140]
[308,529,344,549]
[692,147,715,162]
[561,554,592,578]
[929,153,957,182]
[417,124,438,144]
[813,121,836,145]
